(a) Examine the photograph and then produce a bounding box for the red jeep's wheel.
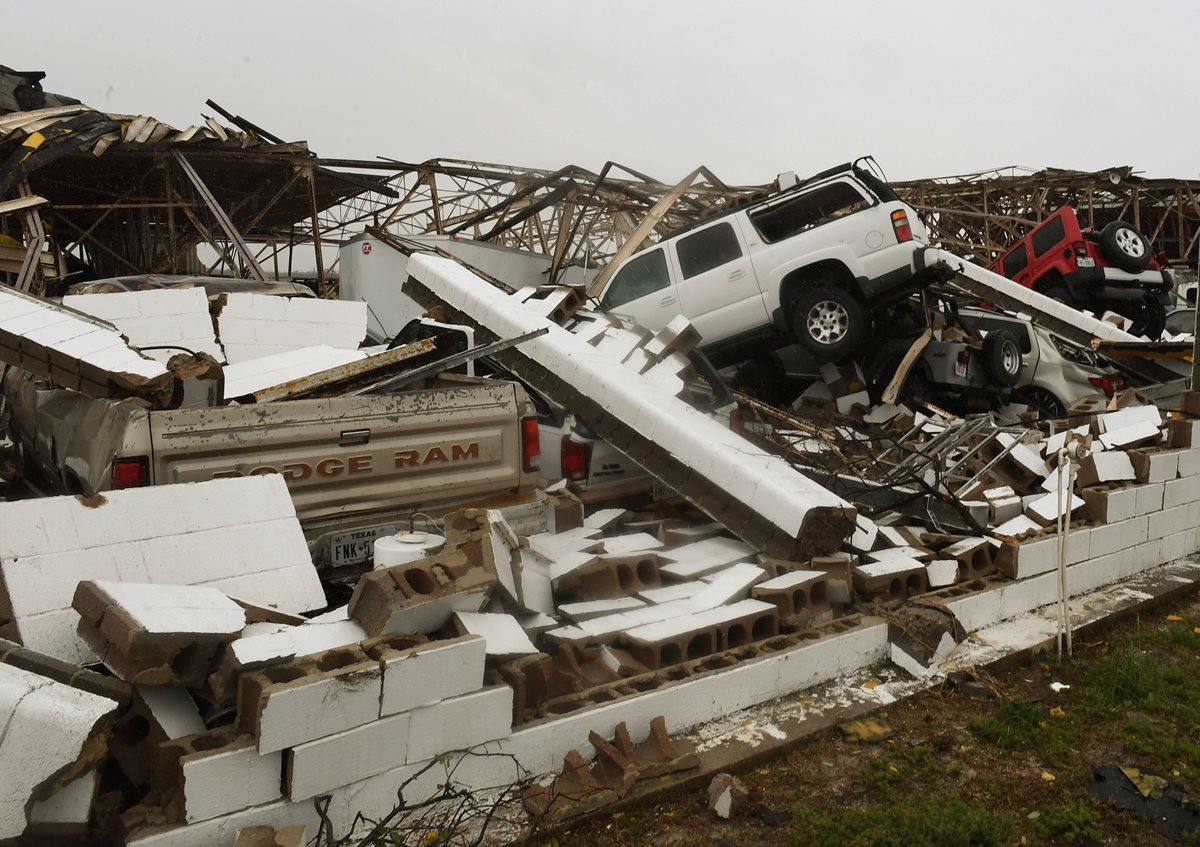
[1115,294,1166,340]
[1099,221,1152,273]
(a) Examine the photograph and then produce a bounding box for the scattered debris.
[707,772,749,820]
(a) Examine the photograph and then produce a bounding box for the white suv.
[597,158,933,362]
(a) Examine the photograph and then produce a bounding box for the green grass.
[788,794,1019,847]
[970,700,1082,768]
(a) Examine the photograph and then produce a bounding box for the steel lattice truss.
[313,158,767,278]
[894,166,1200,267]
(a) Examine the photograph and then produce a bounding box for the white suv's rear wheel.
[792,286,868,361]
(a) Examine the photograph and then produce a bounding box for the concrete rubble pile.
[0,256,1198,846]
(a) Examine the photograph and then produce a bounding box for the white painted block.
[1164,474,1200,510]
[856,557,923,579]
[452,612,538,656]
[288,713,410,801]
[1098,404,1162,434]
[256,666,383,754]
[1133,482,1166,516]
[379,636,487,716]
[558,596,646,622]
[1100,420,1161,450]
[29,769,98,826]
[0,665,118,839]
[992,514,1041,537]
[1025,489,1085,524]
[229,621,366,671]
[636,581,707,604]
[1088,517,1150,558]
[599,532,663,555]
[182,741,283,823]
[622,598,775,644]
[138,685,206,739]
[689,563,766,610]
[221,345,366,397]
[583,509,627,531]
[64,288,224,364]
[0,476,325,665]
[658,537,757,580]
[1176,447,1200,478]
[1148,502,1200,541]
[406,685,513,763]
[83,580,245,636]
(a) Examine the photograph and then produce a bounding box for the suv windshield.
[749,181,870,244]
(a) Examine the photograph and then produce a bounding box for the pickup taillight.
[560,436,590,482]
[520,417,541,473]
[890,209,913,243]
[111,456,150,490]
[1089,376,1125,399]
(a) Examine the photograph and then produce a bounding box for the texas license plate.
[330,524,397,565]
[1077,257,1095,268]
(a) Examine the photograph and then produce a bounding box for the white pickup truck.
[5,370,541,566]
[597,158,936,363]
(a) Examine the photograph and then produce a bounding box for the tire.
[1114,293,1167,340]
[1013,386,1066,418]
[1099,221,1152,273]
[982,330,1022,387]
[791,286,868,361]
[735,357,788,406]
[1040,283,1075,308]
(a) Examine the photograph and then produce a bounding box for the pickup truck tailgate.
[147,382,528,521]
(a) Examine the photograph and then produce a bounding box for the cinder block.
[1133,482,1165,516]
[1088,517,1149,558]
[156,731,283,823]
[406,685,513,763]
[72,581,244,686]
[1081,486,1138,523]
[0,664,118,840]
[1164,474,1200,510]
[751,570,831,625]
[363,634,486,716]
[347,550,495,637]
[1148,502,1200,541]
[554,553,661,599]
[451,612,538,658]
[1128,449,1181,484]
[852,557,928,599]
[690,563,766,609]
[238,646,383,754]
[925,559,959,588]
[619,599,778,668]
[1177,447,1200,477]
[287,713,410,801]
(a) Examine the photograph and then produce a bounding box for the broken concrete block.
[347,550,495,637]
[237,645,383,754]
[691,563,767,610]
[992,514,1043,538]
[72,581,244,686]
[0,475,325,665]
[1128,449,1181,484]
[1100,420,1162,451]
[208,619,367,705]
[108,685,206,790]
[619,599,778,668]
[361,633,485,716]
[940,537,996,580]
[586,731,639,796]
[612,716,699,779]
[583,508,627,531]
[0,663,119,840]
[635,581,707,605]
[523,749,614,821]
[1081,486,1137,523]
[452,611,539,658]
[0,638,131,709]
[707,772,749,820]
[558,596,646,622]
[155,730,283,823]
[657,537,757,581]
[27,769,98,836]
[1097,403,1162,435]
[554,553,661,599]
[751,570,830,626]
[808,553,854,603]
[405,684,513,762]
[890,630,957,680]
[849,516,879,553]
[287,712,410,801]
[221,344,366,397]
[1026,488,1086,526]
[1075,451,1136,487]
[599,532,664,556]
[853,556,928,598]
[925,559,959,588]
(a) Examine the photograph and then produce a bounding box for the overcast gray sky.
[7,0,1198,185]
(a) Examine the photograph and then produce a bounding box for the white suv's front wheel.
[792,286,868,361]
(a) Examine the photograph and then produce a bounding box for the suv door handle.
[659,295,677,306]
[729,269,746,281]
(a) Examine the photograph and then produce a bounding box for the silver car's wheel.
[806,300,850,345]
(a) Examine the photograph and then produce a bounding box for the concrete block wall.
[220,346,366,398]
[63,288,224,364]
[217,294,367,364]
[0,476,326,664]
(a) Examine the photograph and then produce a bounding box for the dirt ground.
[553,590,1200,847]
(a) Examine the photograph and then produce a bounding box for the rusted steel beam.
[172,150,267,281]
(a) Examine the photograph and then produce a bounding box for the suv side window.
[1002,243,1028,277]
[676,222,742,279]
[1031,216,1066,257]
[600,248,670,310]
[749,181,870,244]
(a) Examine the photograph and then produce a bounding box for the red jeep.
[989,206,1172,338]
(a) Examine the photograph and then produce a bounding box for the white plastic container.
[372,530,445,569]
